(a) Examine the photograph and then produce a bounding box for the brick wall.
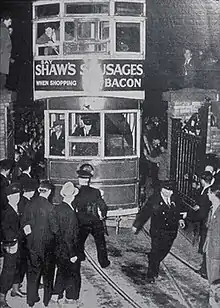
[0,90,14,160]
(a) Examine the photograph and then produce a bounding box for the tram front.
[33,0,146,216]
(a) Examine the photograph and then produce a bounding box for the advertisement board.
[34,59,144,92]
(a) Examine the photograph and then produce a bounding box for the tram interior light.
[82,57,103,95]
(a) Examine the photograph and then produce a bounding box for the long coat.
[206,205,220,284]
[133,191,183,237]
[0,21,12,75]
[21,196,54,256]
[49,201,79,261]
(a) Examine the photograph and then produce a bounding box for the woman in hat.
[49,182,81,306]
[132,180,187,283]
[0,183,21,308]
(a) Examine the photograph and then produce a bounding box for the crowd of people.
[13,107,45,181]
[0,162,110,308]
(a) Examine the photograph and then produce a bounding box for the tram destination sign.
[34,59,144,92]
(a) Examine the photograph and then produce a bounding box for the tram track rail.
[142,227,199,273]
[85,250,143,308]
[84,226,201,308]
[142,227,196,308]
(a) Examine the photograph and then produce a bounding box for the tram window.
[36,22,60,56]
[116,23,140,52]
[63,22,77,55]
[100,21,109,40]
[69,142,99,156]
[49,113,65,156]
[78,22,97,40]
[105,113,137,156]
[35,4,60,19]
[65,3,109,14]
[115,2,143,16]
[69,113,100,137]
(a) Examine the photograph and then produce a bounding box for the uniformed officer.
[132,180,186,283]
[0,183,21,308]
[21,180,55,307]
[74,163,110,268]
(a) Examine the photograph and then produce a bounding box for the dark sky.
[1,0,220,114]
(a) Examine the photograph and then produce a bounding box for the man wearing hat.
[9,179,39,298]
[0,183,21,308]
[21,180,55,307]
[49,182,81,305]
[50,120,65,156]
[74,163,110,268]
[132,180,187,283]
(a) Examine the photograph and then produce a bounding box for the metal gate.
[170,103,209,207]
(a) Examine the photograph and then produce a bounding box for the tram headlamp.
[82,58,103,95]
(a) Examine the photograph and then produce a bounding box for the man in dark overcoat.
[21,180,55,307]
[49,182,81,305]
[74,163,110,268]
[10,179,39,298]
[0,12,12,89]
[132,180,186,283]
[0,183,21,308]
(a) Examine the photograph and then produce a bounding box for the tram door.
[32,0,146,211]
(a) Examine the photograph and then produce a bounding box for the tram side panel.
[48,158,139,209]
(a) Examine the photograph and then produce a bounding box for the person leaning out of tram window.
[205,179,220,308]
[50,120,65,156]
[49,182,82,306]
[0,183,21,308]
[132,180,187,283]
[189,171,214,279]
[74,163,110,268]
[36,25,59,56]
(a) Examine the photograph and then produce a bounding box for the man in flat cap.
[50,120,65,156]
[74,163,110,268]
[132,180,187,283]
[0,183,21,308]
[21,180,55,307]
[49,182,81,305]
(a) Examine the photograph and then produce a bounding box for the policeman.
[74,163,110,268]
[0,183,21,308]
[132,180,186,283]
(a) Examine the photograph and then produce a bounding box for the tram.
[32,0,146,216]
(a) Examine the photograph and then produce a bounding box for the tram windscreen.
[105,113,136,156]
